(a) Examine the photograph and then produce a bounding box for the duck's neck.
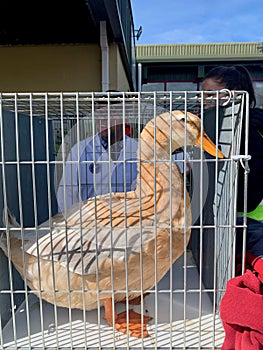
[135,140,171,198]
[134,123,191,226]
[135,124,181,197]
[135,155,190,227]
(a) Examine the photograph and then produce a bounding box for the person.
[56,103,138,212]
[56,100,192,213]
[202,65,263,258]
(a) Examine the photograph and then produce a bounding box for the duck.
[0,110,224,338]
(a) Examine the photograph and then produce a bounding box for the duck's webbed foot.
[103,298,152,338]
[115,309,152,338]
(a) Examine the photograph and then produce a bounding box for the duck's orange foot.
[114,309,152,338]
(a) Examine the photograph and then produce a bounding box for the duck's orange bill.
[196,133,224,158]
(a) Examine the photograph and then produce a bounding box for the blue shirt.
[57,133,138,211]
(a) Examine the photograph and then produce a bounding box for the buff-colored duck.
[0,110,224,338]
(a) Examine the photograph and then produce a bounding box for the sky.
[131,0,263,45]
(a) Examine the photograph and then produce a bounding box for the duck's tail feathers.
[2,208,19,228]
[0,208,19,255]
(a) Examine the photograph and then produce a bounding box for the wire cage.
[0,91,248,349]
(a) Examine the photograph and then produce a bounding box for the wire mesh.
[0,91,247,349]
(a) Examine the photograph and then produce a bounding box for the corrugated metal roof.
[136,42,263,63]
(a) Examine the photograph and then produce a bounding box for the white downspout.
[137,63,142,92]
[100,21,109,92]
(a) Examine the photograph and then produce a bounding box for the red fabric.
[220,254,263,349]
[236,253,263,279]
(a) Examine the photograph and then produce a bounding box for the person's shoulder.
[67,134,97,160]
[123,135,138,154]
[72,135,94,150]
[249,108,263,130]
[250,107,263,116]
[248,109,263,152]
[125,135,138,144]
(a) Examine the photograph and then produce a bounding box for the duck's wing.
[64,191,158,227]
[24,220,156,276]
[24,192,159,275]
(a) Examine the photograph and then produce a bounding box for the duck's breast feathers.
[24,223,156,276]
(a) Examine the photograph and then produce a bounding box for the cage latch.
[231,155,251,173]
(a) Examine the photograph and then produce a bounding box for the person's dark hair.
[203,65,256,108]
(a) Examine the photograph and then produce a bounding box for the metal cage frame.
[0,91,248,349]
